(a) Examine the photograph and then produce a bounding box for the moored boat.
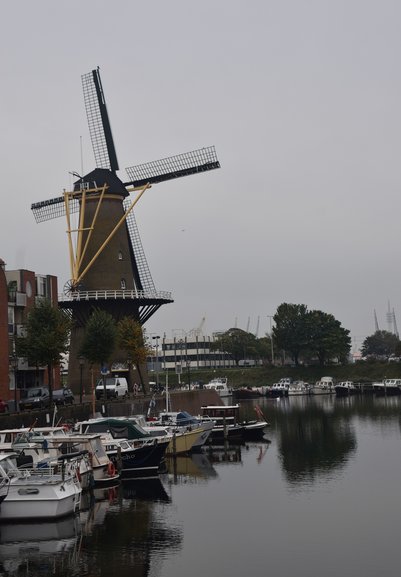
[372,379,401,396]
[203,377,232,397]
[288,381,312,396]
[335,381,359,396]
[232,387,262,400]
[311,376,335,395]
[0,453,81,520]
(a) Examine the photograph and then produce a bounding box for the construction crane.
[254,316,260,337]
[186,316,206,339]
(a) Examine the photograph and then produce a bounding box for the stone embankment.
[0,389,222,429]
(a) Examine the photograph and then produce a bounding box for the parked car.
[19,387,50,411]
[0,399,8,413]
[53,387,75,405]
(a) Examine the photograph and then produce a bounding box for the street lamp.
[186,359,191,391]
[79,356,85,404]
[267,315,274,365]
[12,355,18,412]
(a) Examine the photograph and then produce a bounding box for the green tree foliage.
[16,299,71,405]
[307,310,351,366]
[361,330,401,359]
[80,309,117,396]
[273,303,309,365]
[117,317,149,393]
[255,336,273,365]
[273,302,351,366]
[212,328,259,365]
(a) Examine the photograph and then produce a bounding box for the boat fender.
[107,461,116,477]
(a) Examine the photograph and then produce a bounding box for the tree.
[117,317,149,394]
[255,336,273,365]
[273,303,309,365]
[307,310,351,366]
[361,330,400,359]
[16,299,71,407]
[80,309,117,398]
[212,328,258,365]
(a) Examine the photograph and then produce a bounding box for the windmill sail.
[82,68,119,172]
[125,146,220,187]
[124,198,156,293]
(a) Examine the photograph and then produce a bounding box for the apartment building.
[0,258,60,403]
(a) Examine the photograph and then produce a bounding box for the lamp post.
[12,355,18,412]
[267,315,274,365]
[79,356,85,404]
[186,359,191,391]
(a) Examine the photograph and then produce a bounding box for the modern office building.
[149,335,236,374]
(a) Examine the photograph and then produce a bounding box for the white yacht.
[203,377,232,397]
[373,379,401,395]
[0,453,81,520]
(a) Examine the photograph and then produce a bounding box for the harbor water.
[1,393,400,576]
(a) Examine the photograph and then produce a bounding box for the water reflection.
[0,475,182,577]
[165,452,218,483]
[255,396,357,485]
[0,515,81,576]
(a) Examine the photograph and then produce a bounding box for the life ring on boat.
[107,461,116,477]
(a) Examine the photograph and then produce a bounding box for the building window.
[121,279,126,289]
[118,251,123,260]
[8,306,14,335]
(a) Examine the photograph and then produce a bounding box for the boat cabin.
[200,404,240,425]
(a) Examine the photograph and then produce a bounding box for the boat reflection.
[165,452,218,483]
[0,515,80,576]
[120,477,171,502]
[205,443,243,465]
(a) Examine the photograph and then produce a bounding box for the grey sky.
[1,0,401,350]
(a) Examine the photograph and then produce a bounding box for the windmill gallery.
[1,67,220,399]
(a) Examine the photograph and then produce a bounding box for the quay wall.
[0,389,222,429]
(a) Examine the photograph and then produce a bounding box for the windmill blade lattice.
[124,198,156,293]
[125,146,220,187]
[82,69,119,172]
[31,196,79,223]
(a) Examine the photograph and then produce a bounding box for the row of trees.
[213,303,352,367]
[16,300,149,402]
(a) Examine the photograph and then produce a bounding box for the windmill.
[31,67,220,390]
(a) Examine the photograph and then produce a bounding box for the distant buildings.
[148,335,236,378]
[0,258,60,403]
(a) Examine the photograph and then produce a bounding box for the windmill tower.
[31,68,220,390]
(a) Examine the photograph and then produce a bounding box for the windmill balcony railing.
[58,289,173,303]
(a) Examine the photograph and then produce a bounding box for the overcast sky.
[1,0,401,350]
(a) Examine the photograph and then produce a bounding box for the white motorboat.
[0,453,81,520]
[335,381,359,396]
[203,377,232,397]
[152,410,214,451]
[312,376,335,395]
[288,381,312,396]
[373,379,401,396]
[49,434,119,486]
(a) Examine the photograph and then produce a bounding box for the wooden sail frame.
[64,182,151,288]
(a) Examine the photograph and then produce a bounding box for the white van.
[95,376,129,400]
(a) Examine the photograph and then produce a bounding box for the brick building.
[0,258,60,403]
